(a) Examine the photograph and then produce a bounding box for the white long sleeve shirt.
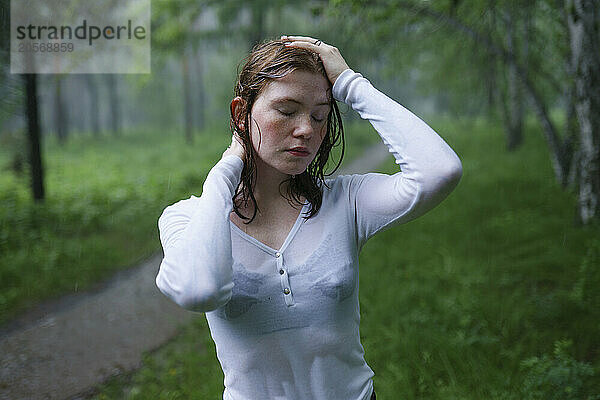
[156,69,463,400]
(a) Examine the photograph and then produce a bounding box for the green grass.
[0,120,377,324]
[0,127,224,324]
[88,115,599,399]
[358,116,600,399]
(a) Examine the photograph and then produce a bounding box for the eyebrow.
[271,97,330,107]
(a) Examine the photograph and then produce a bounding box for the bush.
[571,239,600,312]
[520,340,599,400]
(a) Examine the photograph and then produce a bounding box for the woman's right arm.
[155,153,243,312]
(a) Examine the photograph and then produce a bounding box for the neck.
[241,157,308,214]
[242,158,296,213]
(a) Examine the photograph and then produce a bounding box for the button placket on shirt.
[276,252,294,306]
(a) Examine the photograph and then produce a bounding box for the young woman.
[155,35,462,400]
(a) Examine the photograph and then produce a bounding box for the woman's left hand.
[281,35,350,85]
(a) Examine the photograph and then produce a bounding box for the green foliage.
[520,340,599,400]
[152,0,206,51]
[0,127,227,324]
[0,129,28,176]
[571,239,600,313]
[326,0,569,118]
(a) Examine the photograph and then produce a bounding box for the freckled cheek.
[251,117,289,151]
[266,118,290,136]
[312,124,327,149]
[317,124,327,139]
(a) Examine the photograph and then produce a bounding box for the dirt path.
[0,142,391,400]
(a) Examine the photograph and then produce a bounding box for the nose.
[292,114,314,139]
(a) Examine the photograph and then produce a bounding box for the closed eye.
[278,109,295,116]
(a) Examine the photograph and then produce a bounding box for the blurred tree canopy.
[321,0,599,225]
[1,0,598,224]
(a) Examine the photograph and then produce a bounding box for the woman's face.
[248,70,330,177]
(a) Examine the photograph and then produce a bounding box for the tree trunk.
[504,10,523,151]
[86,75,101,137]
[182,46,194,145]
[565,66,580,189]
[54,76,68,145]
[25,74,45,201]
[395,1,567,182]
[194,45,205,132]
[486,2,498,114]
[521,72,569,184]
[567,0,600,224]
[106,74,121,136]
[250,1,265,49]
[392,1,598,223]
[562,0,579,183]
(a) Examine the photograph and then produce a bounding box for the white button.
[275,252,281,258]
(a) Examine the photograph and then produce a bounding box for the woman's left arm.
[333,68,463,236]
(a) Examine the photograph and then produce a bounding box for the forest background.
[1,0,599,399]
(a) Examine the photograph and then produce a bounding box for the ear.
[230,96,247,131]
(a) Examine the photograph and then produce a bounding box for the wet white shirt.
[155,68,462,400]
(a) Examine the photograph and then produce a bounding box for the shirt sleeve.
[332,69,463,251]
[155,155,243,312]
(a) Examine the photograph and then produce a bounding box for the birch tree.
[566,0,600,224]
[329,0,599,224]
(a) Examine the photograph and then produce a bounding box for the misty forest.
[1,1,599,399]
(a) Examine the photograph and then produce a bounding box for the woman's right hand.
[221,133,245,161]
[281,35,350,86]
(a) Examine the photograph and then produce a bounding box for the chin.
[290,161,314,175]
[268,159,305,175]
[281,167,307,176]
[261,155,312,177]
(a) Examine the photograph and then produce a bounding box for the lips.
[286,147,310,157]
